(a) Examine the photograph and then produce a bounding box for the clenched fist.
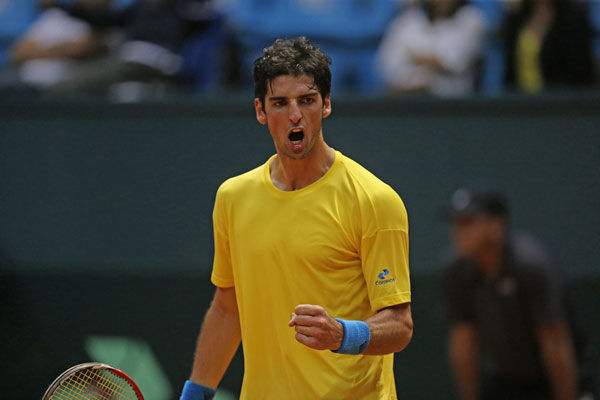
[289,304,344,351]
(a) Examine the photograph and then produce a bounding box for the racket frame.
[42,362,144,400]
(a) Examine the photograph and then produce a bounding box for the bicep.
[212,286,238,316]
[363,302,413,355]
[377,303,412,322]
[368,302,413,333]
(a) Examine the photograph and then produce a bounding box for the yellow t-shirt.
[211,151,411,399]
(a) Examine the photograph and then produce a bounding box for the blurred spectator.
[376,0,486,97]
[42,0,219,98]
[4,0,111,90]
[222,0,399,93]
[503,0,594,93]
[0,0,42,67]
[441,188,599,400]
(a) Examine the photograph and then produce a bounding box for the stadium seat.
[0,0,39,66]
[181,16,227,92]
[468,0,506,95]
[224,0,401,93]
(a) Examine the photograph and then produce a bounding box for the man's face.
[254,74,331,160]
[451,214,495,259]
[425,0,459,17]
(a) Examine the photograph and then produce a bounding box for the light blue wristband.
[331,318,370,355]
[180,380,216,400]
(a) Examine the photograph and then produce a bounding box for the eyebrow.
[268,92,319,101]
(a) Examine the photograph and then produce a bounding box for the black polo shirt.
[443,233,566,383]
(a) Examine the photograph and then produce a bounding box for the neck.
[476,243,504,279]
[270,140,335,191]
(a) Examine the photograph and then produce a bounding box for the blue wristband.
[180,380,216,400]
[331,318,370,355]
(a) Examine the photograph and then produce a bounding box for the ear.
[254,98,267,125]
[322,94,332,119]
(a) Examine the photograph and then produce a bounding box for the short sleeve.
[362,230,411,311]
[360,188,411,311]
[210,186,234,288]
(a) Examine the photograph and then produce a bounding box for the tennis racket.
[42,362,144,400]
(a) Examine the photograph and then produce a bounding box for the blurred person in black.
[41,0,218,97]
[442,188,599,400]
[503,0,594,93]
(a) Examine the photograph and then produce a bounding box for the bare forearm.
[539,322,577,400]
[449,324,479,400]
[11,38,106,63]
[189,291,241,388]
[362,303,413,355]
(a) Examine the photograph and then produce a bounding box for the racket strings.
[51,368,137,400]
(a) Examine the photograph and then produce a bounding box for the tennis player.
[180,37,413,400]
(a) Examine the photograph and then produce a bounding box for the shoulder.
[442,256,481,303]
[339,153,407,229]
[443,251,480,281]
[400,6,427,22]
[509,233,553,268]
[454,5,485,29]
[386,6,427,31]
[507,233,560,283]
[340,154,404,204]
[216,162,266,203]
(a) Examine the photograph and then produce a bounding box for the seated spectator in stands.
[43,0,214,97]
[376,0,485,97]
[503,0,594,93]
[2,0,110,90]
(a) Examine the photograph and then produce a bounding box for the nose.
[288,101,302,124]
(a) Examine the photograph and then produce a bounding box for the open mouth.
[288,128,304,144]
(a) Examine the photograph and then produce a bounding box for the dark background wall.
[1,95,599,398]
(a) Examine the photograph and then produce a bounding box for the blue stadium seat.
[0,0,39,66]
[468,0,506,95]
[224,0,401,92]
[181,16,227,92]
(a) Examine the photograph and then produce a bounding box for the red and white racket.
[42,362,144,400]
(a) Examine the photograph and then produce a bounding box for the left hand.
[410,53,445,72]
[289,304,344,351]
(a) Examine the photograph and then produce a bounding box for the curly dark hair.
[253,37,332,107]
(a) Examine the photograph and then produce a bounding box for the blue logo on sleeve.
[376,269,395,286]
